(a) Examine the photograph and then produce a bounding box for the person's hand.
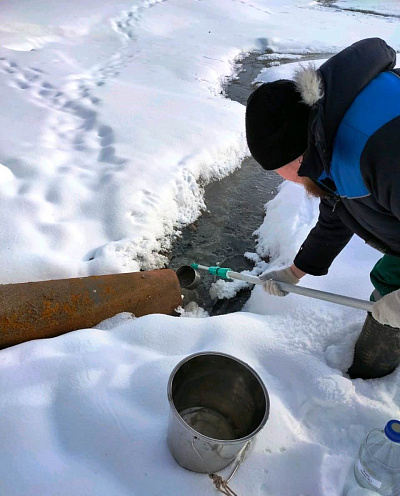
[372,289,400,328]
[260,266,300,296]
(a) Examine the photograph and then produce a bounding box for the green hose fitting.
[191,263,232,280]
[208,266,233,279]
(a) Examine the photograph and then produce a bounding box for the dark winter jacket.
[292,38,400,276]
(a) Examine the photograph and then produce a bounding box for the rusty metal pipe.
[0,269,182,349]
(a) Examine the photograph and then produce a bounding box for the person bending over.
[245,37,400,380]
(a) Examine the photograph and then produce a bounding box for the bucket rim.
[167,351,270,444]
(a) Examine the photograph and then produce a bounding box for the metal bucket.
[167,352,269,473]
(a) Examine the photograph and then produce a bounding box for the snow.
[0,0,400,495]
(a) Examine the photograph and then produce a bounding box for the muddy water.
[169,155,281,315]
[168,51,324,315]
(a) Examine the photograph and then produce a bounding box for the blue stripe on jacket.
[319,71,400,198]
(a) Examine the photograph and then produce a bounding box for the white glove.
[372,289,400,328]
[260,266,300,297]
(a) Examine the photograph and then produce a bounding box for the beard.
[302,177,330,199]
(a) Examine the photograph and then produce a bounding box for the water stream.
[167,51,327,315]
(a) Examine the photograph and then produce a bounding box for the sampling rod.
[191,263,374,312]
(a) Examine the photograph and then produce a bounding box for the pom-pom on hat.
[245,80,311,171]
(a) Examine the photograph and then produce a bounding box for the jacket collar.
[295,38,396,179]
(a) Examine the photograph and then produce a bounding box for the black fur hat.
[245,80,311,170]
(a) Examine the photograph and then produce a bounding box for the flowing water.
[167,51,322,315]
[167,53,284,315]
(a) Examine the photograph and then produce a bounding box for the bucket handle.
[191,437,252,495]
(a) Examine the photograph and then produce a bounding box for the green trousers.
[370,254,400,300]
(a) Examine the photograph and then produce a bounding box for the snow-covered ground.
[0,1,400,495]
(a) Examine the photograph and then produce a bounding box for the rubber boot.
[347,313,400,380]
